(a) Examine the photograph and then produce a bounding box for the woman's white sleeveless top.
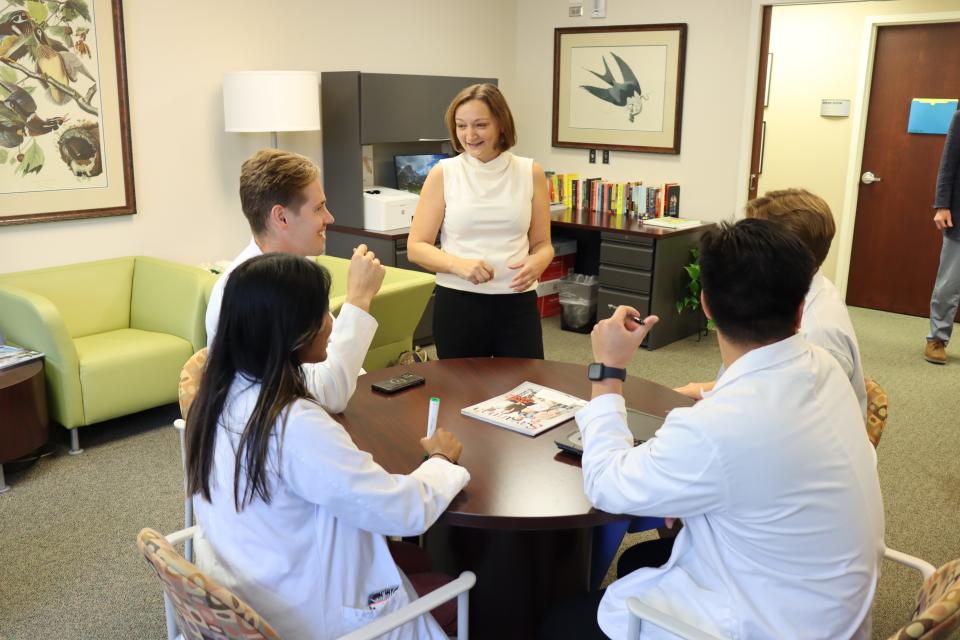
[435,151,535,294]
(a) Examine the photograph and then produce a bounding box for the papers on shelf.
[641,217,701,230]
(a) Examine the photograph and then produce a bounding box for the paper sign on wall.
[907,99,958,135]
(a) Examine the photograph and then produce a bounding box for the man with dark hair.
[566,219,884,639]
[206,149,385,413]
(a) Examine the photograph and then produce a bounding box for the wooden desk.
[0,360,49,493]
[341,358,693,637]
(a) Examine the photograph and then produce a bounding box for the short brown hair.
[445,83,517,153]
[745,188,836,267]
[239,149,320,236]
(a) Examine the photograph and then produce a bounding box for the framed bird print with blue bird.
[0,0,134,225]
[553,24,687,154]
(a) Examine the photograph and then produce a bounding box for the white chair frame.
[625,547,937,639]
[159,526,476,640]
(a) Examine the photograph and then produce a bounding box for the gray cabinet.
[321,71,496,229]
[596,229,708,350]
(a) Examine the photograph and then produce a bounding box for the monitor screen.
[394,154,447,194]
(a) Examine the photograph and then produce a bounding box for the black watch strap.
[588,362,627,381]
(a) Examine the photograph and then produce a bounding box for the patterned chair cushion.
[864,376,888,448]
[178,348,208,419]
[889,559,960,639]
[137,528,280,640]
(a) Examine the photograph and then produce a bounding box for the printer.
[362,187,419,231]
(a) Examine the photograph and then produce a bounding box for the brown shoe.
[924,339,947,364]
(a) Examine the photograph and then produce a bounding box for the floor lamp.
[223,70,320,148]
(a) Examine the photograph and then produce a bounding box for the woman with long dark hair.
[186,253,469,640]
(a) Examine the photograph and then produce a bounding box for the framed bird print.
[552,24,687,154]
[0,0,134,226]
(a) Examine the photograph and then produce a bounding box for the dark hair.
[746,188,836,268]
[239,149,321,237]
[186,253,332,511]
[445,83,517,153]
[699,218,815,345]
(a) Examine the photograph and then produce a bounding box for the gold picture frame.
[552,23,687,154]
[0,0,135,226]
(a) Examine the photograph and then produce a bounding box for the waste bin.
[559,274,599,333]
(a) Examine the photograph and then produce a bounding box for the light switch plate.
[591,0,607,18]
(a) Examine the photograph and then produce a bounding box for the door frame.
[834,11,960,298]
[734,4,960,299]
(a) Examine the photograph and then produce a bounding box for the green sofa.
[0,257,214,453]
[315,255,434,372]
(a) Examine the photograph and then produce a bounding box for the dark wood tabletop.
[339,358,694,531]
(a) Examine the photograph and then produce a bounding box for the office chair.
[137,526,476,640]
[172,347,208,562]
[864,375,888,448]
[625,548,957,640]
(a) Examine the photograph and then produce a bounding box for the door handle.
[749,174,757,192]
[861,171,882,185]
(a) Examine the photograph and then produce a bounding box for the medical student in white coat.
[676,188,867,417]
[543,220,884,639]
[187,253,470,640]
[206,148,386,414]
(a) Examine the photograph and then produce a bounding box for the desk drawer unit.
[598,229,707,349]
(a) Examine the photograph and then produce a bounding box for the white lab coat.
[802,272,868,416]
[577,335,884,639]
[193,377,471,639]
[206,239,366,413]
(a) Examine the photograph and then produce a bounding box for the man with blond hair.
[676,188,867,416]
[205,148,385,413]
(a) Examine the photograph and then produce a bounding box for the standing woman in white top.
[186,253,470,639]
[408,83,554,358]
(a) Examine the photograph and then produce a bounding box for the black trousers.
[433,286,544,359]
[538,537,677,639]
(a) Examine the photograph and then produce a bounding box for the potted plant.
[676,248,713,339]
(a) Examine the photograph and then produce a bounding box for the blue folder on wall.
[908,99,958,135]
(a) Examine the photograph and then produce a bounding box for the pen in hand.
[607,304,646,326]
[426,397,440,439]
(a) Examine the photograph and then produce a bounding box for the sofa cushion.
[74,329,193,425]
[0,258,134,338]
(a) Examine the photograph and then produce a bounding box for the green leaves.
[61,0,91,22]
[26,0,48,23]
[46,24,74,47]
[17,140,43,175]
[0,67,16,86]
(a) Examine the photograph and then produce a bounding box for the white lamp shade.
[223,70,321,133]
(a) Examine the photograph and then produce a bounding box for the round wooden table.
[0,359,49,494]
[341,358,693,638]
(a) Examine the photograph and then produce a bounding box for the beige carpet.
[0,308,957,639]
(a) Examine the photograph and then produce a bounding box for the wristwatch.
[587,362,627,381]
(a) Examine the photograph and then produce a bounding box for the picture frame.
[0,0,135,226]
[552,23,687,154]
[764,53,773,107]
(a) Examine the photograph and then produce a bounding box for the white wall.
[512,0,755,225]
[758,0,960,282]
[0,0,518,272]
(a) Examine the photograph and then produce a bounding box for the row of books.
[0,345,44,372]
[546,173,681,218]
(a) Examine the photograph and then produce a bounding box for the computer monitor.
[394,154,448,194]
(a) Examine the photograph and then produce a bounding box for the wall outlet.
[589,149,596,163]
[569,3,583,17]
[602,150,610,164]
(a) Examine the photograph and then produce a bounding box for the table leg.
[425,523,592,639]
[0,464,8,494]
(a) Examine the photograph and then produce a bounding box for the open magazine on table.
[0,345,44,372]
[460,381,588,437]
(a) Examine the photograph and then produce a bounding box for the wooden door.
[846,22,960,316]
[748,5,772,201]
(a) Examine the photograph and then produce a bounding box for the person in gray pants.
[926,108,960,364]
